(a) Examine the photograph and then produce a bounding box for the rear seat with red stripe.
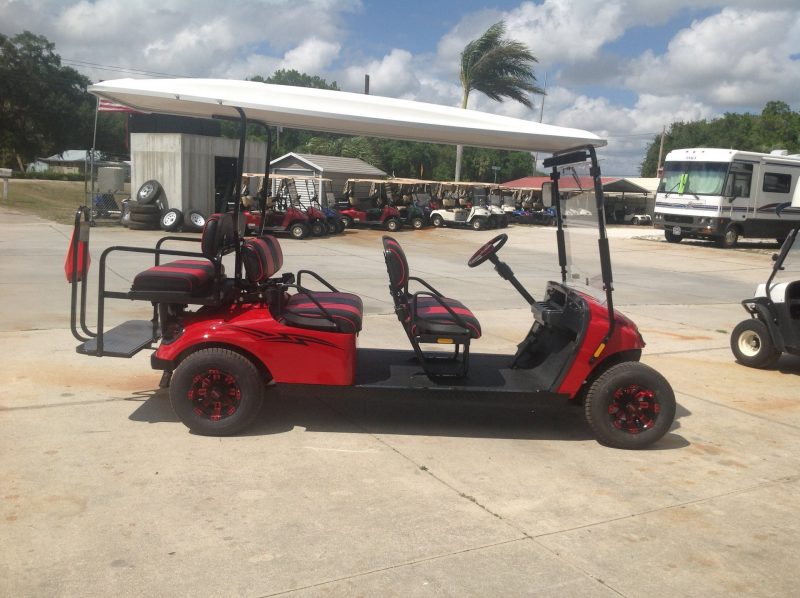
[242,235,363,333]
[130,213,235,303]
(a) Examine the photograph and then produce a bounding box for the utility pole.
[532,72,547,174]
[364,74,370,95]
[656,125,666,177]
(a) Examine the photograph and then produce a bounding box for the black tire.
[120,200,132,228]
[717,224,739,249]
[411,217,425,230]
[335,220,346,234]
[184,210,206,232]
[341,215,354,229]
[730,319,780,368]
[501,215,509,228]
[584,361,676,449]
[129,203,161,215]
[385,218,401,232]
[291,222,309,239]
[472,218,486,231]
[160,208,183,231]
[136,180,162,204]
[128,221,159,231]
[310,220,326,237]
[129,212,161,225]
[431,214,444,227]
[170,348,264,436]
[664,229,682,243]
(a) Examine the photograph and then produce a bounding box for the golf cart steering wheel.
[468,234,508,268]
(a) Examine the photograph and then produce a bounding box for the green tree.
[455,21,544,180]
[0,31,96,170]
[640,102,800,176]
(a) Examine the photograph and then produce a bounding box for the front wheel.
[341,215,354,229]
[431,214,444,227]
[717,224,739,249]
[471,217,486,231]
[411,217,425,230]
[584,361,676,449]
[730,319,780,368]
[385,218,401,232]
[170,348,264,436]
[664,229,682,243]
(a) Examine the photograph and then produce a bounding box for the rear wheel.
[310,220,325,236]
[170,348,264,436]
[411,217,425,230]
[291,222,309,239]
[584,361,676,449]
[431,214,444,227]
[385,218,401,232]
[730,319,780,368]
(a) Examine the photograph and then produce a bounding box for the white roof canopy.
[89,78,605,154]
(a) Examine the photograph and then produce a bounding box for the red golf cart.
[68,78,676,449]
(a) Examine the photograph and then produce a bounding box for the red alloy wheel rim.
[607,384,660,434]
[187,368,241,421]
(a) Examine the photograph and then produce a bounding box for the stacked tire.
[128,180,163,231]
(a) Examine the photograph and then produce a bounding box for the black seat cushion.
[283,292,363,333]
[412,296,481,339]
[132,260,220,295]
[242,236,283,283]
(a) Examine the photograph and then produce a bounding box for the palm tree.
[455,21,544,181]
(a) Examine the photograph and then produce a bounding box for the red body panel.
[339,205,400,224]
[155,303,357,385]
[243,207,308,230]
[556,291,645,397]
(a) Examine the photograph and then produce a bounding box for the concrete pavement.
[1,206,798,597]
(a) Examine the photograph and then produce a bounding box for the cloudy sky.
[2,0,799,174]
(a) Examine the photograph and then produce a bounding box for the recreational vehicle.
[654,148,800,247]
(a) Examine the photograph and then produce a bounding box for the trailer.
[654,148,800,247]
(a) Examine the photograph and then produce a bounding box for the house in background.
[269,153,387,199]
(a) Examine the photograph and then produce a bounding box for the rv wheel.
[170,348,264,436]
[584,361,676,449]
[730,319,780,369]
[717,224,739,249]
[664,229,682,243]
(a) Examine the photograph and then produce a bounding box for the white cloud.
[625,8,800,108]
[341,49,420,98]
[279,38,341,74]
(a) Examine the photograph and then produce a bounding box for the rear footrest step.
[77,320,157,357]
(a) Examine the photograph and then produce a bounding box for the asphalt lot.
[1,205,799,597]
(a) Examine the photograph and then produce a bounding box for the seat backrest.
[382,236,410,303]
[242,235,283,283]
[200,213,236,259]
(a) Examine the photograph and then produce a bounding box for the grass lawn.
[4,179,129,224]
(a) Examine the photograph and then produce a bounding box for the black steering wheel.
[468,233,508,268]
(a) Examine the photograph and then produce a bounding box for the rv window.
[763,172,791,194]
[723,162,753,198]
